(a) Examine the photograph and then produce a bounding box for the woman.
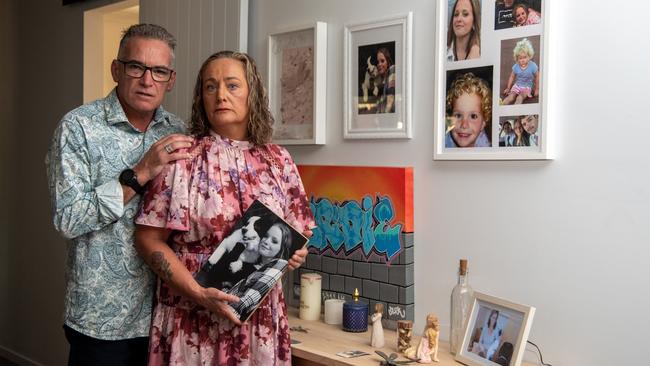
[474,310,501,360]
[375,47,395,113]
[135,50,314,365]
[510,117,529,146]
[447,0,481,61]
[513,3,541,27]
[229,221,294,321]
[499,120,514,147]
[194,215,264,290]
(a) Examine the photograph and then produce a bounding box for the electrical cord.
[527,340,552,366]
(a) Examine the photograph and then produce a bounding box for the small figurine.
[404,314,440,363]
[371,303,385,348]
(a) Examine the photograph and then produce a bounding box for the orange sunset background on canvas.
[297,165,413,232]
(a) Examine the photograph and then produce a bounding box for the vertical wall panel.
[176,1,189,119]
[139,0,248,120]
[168,0,180,117]
[200,0,214,60]
[189,1,201,84]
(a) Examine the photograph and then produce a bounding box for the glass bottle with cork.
[450,259,473,354]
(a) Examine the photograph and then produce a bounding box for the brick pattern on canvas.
[291,232,415,329]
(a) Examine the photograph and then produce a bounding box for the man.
[522,114,540,146]
[46,24,193,365]
[495,0,516,30]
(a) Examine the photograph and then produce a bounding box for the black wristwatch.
[119,169,145,195]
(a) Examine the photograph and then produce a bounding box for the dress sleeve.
[268,145,315,234]
[135,158,190,231]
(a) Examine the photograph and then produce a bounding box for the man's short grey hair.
[118,23,177,66]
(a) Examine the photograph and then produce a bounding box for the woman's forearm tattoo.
[151,251,173,281]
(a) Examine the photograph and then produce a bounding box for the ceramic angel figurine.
[370,303,385,348]
[404,314,440,363]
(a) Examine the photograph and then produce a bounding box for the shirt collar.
[104,88,169,128]
[209,129,252,150]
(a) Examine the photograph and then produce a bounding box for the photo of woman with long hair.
[447,0,481,61]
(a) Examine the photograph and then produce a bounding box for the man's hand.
[196,287,241,325]
[134,134,193,184]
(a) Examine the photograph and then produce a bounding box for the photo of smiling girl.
[447,0,481,61]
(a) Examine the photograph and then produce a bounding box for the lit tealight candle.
[299,273,322,321]
[324,299,345,325]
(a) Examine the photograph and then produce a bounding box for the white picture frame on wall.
[434,0,552,160]
[268,21,327,145]
[344,12,412,139]
[456,292,536,366]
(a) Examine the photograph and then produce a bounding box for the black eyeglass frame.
[116,59,175,82]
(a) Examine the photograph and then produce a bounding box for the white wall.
[249,1,650,365]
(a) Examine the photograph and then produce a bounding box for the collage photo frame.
[434,0,552,160]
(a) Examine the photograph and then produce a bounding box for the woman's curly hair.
[446,72,492,135]
[188,50,274,145]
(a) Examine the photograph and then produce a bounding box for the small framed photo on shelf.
[268,22,327,145]
[343,12,412,139]
[456,292,535,366]
[434,0,552,160]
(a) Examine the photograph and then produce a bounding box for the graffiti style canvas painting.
[294,165,415,327]
[298,165,413,261]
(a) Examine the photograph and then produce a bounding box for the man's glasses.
[117,59,174,82]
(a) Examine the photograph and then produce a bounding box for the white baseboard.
[0,345,45,366]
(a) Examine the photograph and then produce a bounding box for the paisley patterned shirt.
[45,89,185,340]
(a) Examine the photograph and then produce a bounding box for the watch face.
[120,169,135,184]
[120,169,144,194]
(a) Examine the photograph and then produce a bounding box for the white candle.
[299,273,322,321]
[324,298,345,325]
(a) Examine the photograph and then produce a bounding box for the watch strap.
[119,169,145,195]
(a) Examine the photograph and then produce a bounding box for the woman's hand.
[288,246,308,270]
[195,287,242,325]
[288,229,313,270]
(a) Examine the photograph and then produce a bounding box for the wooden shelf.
[288,308,534,366]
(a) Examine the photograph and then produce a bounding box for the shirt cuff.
[96,179,124,222]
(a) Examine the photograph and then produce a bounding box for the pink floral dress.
[135,132,314,365]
